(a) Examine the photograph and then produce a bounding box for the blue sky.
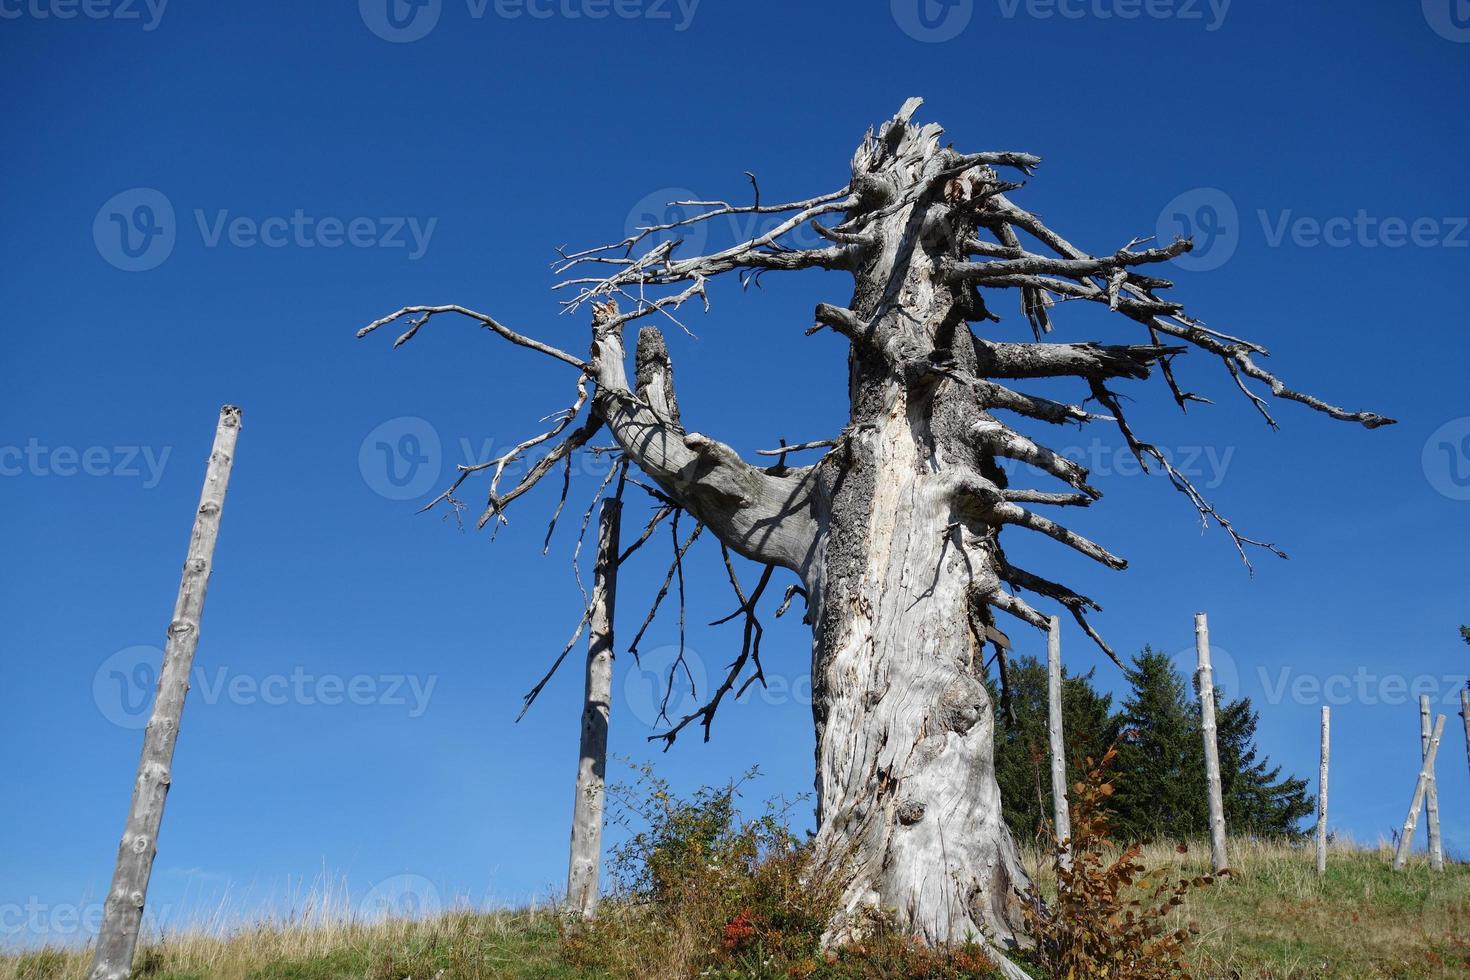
[3,0,1468,948]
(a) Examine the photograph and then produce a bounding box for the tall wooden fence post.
[1419,696,1445,872]
[1046,616,1071,866]
[91,406,241,980]
[1194,613,1229,874]
[1394,714,1446,871]
[1460,689,1470,785]
[566,496,621,917]
[1316,706,1329,876]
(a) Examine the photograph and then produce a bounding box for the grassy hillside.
[6,842,1467,979]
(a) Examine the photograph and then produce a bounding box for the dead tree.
[566,493,621,916]
[359,100,1392,960]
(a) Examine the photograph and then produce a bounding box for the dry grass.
[1024,838,1470,979]
[0,909,575,980]
[5,841,1466,979]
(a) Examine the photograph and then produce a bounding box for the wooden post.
[1460,690,1470,785]
[1046,616,1071,865]
[91,406,241,980]
[1315,706,1329,876]
[1394,714,1446,871]
[566,497,621,917]
[1419,696,1445,872]
[1194,613,1228,874]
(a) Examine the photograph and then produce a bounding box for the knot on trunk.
[938,677,988,736]
[896,800,927,825]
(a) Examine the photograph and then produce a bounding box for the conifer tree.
[1112,647,1202,840]
[1212,693,1313,835]
[991,656,1119,845]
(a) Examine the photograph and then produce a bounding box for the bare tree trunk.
[1419,695,1444,872]
[91,406,241,980]
[1394,714,1446,871]
[802,117,1033,974]
[1046,616,1071,864]
[1193,613,1228,874]
[566,498,620,917]
[1315,706,1329,876]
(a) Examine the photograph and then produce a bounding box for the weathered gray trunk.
[91,406,241,980]
[801,121,1029,955]
[1315,706,1329,876]
[1193,613,1229,874]
[1419,695,1444,872]
[1046,617,1071,864]
[566,498,620,916]
[1394,714,1445,870]
[1461,690,1470,785]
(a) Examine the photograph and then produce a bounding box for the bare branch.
[360,304,587,370]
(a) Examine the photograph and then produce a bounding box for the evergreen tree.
[991,655,1120,846]
[1212,692,1314,835]
[1111,647,1203,841]
[1111,647,1313,841]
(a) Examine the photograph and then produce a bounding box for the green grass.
[6,843,1467,979]
[1023,839,1470,979]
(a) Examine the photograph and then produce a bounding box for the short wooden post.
[1315,706,1329,876]
[1046,616,1071,865]
[566,497,621,917]
[1393,714,1446,871]
[1419,696,1445,872]
[91,406,241,980]
[1194,613,1229,874]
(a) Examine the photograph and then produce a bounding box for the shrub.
[1022,746,1219,980]
[560,763,1008,979]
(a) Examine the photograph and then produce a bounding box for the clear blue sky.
[3,0,1468,947]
